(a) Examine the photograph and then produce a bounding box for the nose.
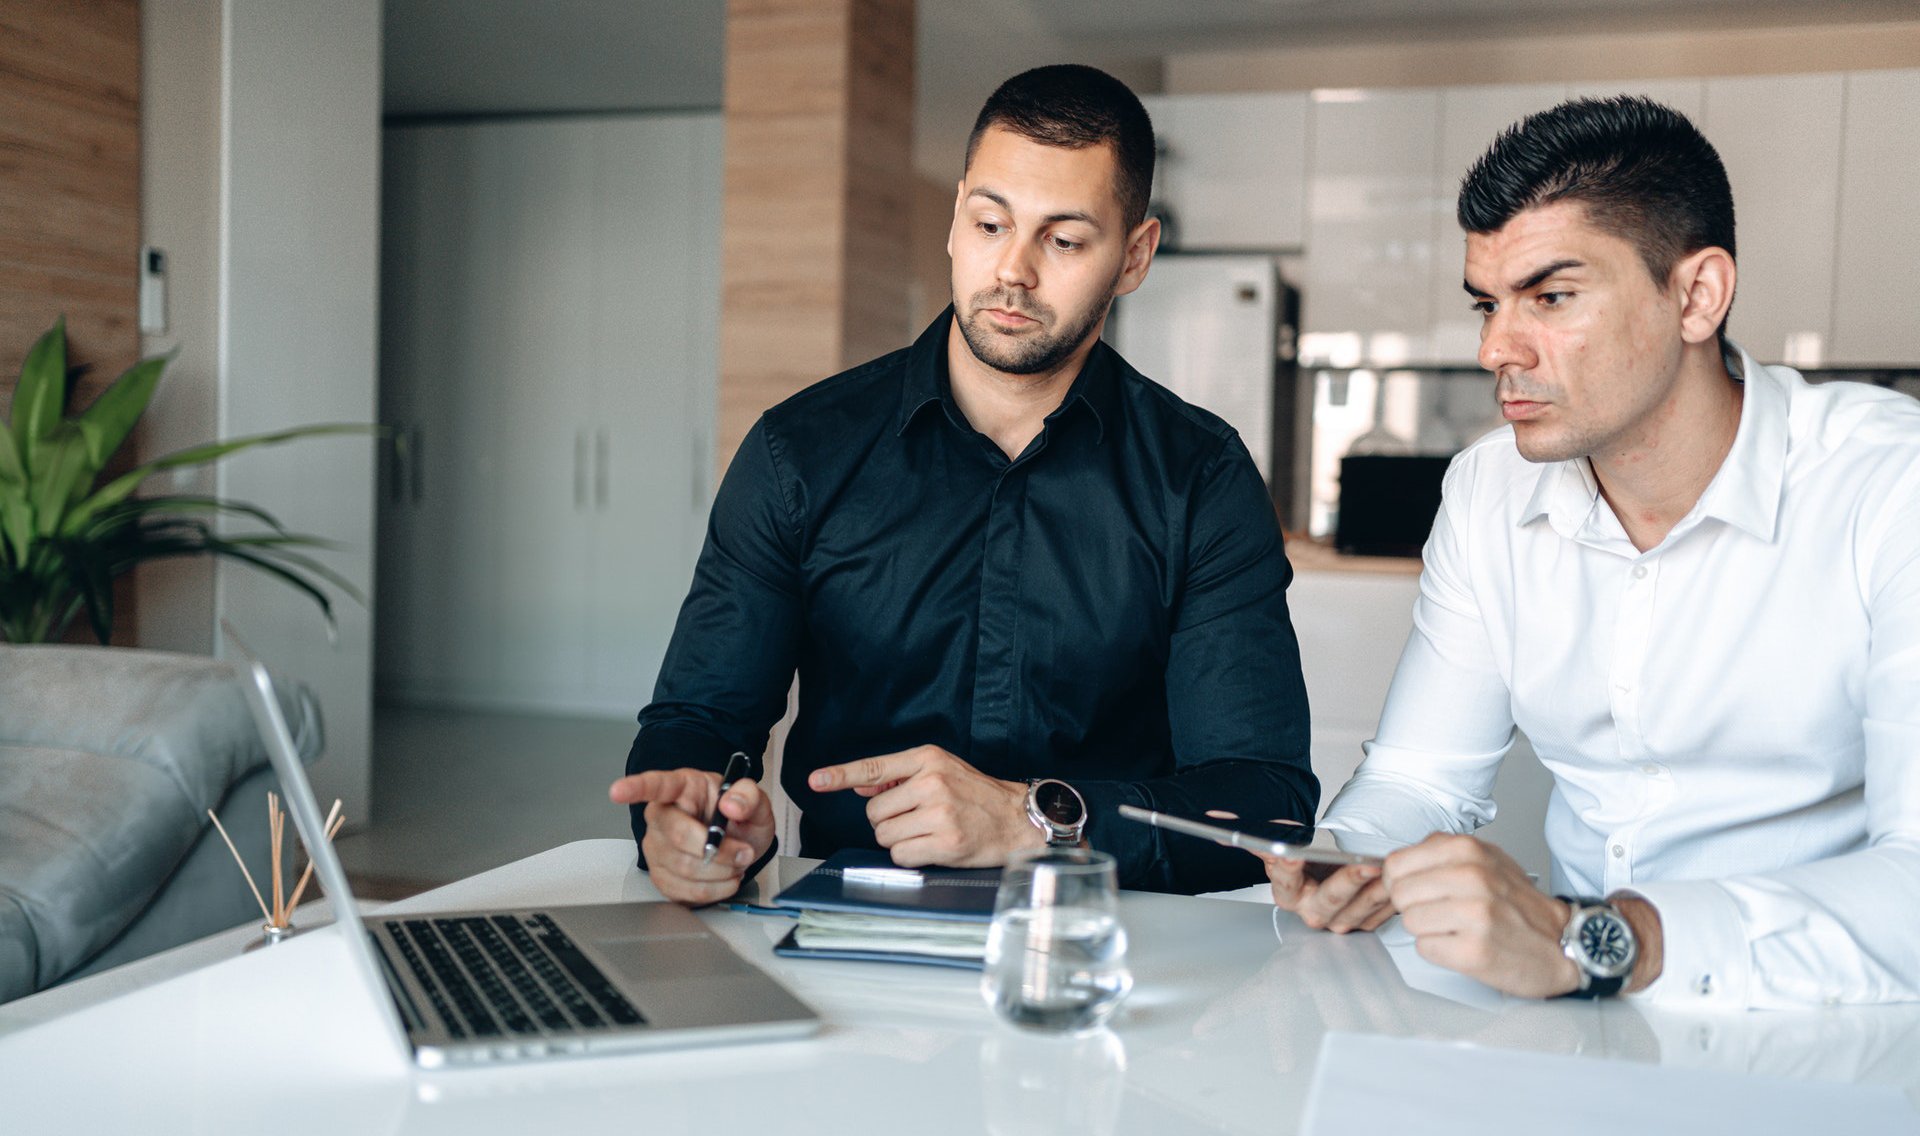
[994,236,1039,291]
[1478,306,1534,375]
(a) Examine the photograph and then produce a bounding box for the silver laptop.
[228,637,820,1069]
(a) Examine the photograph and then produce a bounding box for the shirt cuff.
[1615,879,1752,1010]
[1072,779,1152,888]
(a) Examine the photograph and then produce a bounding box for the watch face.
[1033,780,1084,827]
[1579,912,1634,973]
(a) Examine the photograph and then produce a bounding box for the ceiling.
[383,0,1917,175]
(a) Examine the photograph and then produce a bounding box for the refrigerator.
[1107,254,1306,528]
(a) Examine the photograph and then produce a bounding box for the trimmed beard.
[955,281,1116,376]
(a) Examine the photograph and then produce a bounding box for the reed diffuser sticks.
[208,791,344,932]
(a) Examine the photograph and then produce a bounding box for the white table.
[3,839,1915,1135]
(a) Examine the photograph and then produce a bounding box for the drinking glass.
[981,846,1132,1034]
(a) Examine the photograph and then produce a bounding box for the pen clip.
[717,750,749,792]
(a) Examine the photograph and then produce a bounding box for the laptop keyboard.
[380,914,646,1041]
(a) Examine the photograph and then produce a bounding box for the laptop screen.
[226,630,413,1059]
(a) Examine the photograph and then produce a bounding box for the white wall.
[141,1,382,821]
[138,0,222,655]
[217,0,383,822]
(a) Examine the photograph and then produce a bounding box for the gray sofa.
[0,645,322,1003]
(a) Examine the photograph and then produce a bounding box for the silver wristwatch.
[1024,779,1088,846]
[1556,896,1638,999]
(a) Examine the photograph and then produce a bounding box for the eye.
[1050,235,1081,252]
[977,220,1005,236]
[1538,290,1571,308]
[1470,299,1496,317]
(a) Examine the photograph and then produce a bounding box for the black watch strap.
[1562,971,1627,1000]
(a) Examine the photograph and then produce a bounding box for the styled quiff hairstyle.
[1458,96,1736,334]
[964,64,1156,230]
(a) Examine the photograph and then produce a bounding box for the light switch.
[139,245,167,334]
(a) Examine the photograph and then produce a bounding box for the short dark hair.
[965,64,1155,230]
[1458,96,1736,292]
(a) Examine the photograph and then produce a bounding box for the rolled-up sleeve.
[1077,434,1318,894]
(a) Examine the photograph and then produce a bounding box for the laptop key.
[437,919,537,1036]
[407,920,500,1037]
[382,924,465,1039]
[498,917,605,1029]
[529,917,646,1026]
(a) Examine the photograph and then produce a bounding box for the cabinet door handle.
[410,425,424,505]
[595,427,610,510]
[388,426,406,503]
[574,429,588,509]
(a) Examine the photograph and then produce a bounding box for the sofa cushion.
[0,646,322,1001]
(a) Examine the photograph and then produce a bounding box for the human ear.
[1673,246,1736,346]
[946,178,964,259]
[1112,216,1163,298]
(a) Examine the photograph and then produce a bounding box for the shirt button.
[1632,565,1649,579]
[1611,844,1625,858]
[1640,764,1660,775]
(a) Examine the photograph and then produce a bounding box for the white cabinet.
[1703,74,1845,367]
[1142,92,1309,250]
[1428,83,1570,362]
[1831,68,1920,366]
[1301,89,1441,367]
[377,113,722,716]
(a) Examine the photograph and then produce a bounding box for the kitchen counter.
[1284,535,1424,576]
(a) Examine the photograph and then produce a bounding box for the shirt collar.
[1518,340,1790,543]
[1689,342,1789,542]
[896,306,1115,444]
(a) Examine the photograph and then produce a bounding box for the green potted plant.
[0,318,369,644]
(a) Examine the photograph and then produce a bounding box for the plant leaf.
[67,494,290,540]
[67,423,379,532]
[0,421,24,486]
[75,557,114,643]
[10,318,68,467]
[73,353,169,470]
[27,423,97,536]
[0,495,32,568]
[209,537,366,604]
[206,544,337,630]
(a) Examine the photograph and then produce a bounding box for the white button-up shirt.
[1322,346,1920,1008]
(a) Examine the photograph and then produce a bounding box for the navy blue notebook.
[771,849,1002,922]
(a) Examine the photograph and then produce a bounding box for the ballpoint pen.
[703,751,750,864]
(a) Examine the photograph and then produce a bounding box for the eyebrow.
[967,187,1104,231]
[1465,257,1587,299]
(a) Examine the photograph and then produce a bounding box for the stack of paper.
[771,850,1001,970]
[792,910,991,961]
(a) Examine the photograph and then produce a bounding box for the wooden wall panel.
[0,0,142,642]
[717,0,915,473]
[0,0,141,400]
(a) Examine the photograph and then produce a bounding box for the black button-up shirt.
[627,311,1315,893]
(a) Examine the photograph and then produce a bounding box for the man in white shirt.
[1267,96,1920,1008]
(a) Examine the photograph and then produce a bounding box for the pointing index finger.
[809,750,925,793]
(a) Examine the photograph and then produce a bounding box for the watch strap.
[1555,895,1631,999]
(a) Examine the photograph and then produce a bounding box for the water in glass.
[982,847,1132,1034]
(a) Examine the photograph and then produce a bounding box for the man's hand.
[608,768,775,906]
[808,745,1046,868]
[1263,855,1394,933]
[1383,833,1583,999]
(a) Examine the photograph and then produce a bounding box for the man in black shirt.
[610,64,1314,900]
